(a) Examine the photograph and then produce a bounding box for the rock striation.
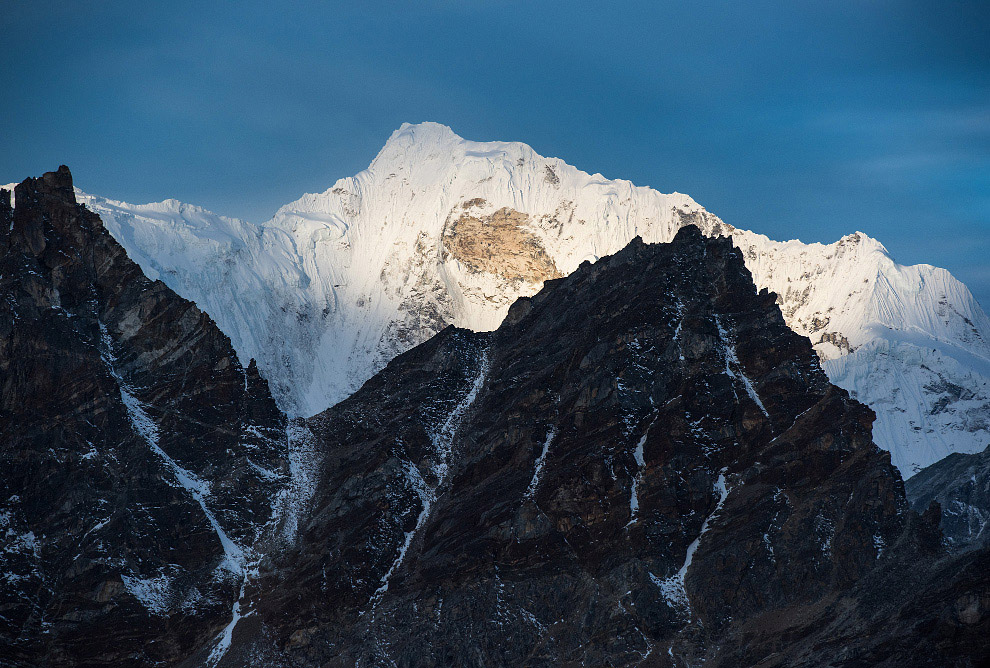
[0,169,297,666]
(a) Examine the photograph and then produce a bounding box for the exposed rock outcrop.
[442,203,562,283]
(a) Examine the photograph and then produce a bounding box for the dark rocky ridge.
[226,226,990,666]
[907,444,990,550]
[0,169,292,666]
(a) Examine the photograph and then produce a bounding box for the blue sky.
[3,1,988,306]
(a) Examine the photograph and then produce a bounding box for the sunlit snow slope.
[60,122,989,476]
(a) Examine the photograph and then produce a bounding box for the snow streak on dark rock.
[0,169,290,667]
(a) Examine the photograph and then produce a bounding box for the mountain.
[225,226,988,667]
[4,176,988,666]
[907,444,990,550]
[0,169,315,666]
[72,123,990,477]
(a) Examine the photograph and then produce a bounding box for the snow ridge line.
[99,323,254,666]
[654,469,730,613]
[525,426,557,498]
[714,315,769,418]
[207,572,256,667]
[372,346,491,606]
[98,323,245,573]
[430,347,491,481]
[627,410,661,527]
[627,432,649,525]
[274,420,319,543]
[373,460,431,601]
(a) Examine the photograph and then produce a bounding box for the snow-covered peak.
[732,227,990,361]
[72,123,990,476]
[370,121,543,177]
[376,121,469,162]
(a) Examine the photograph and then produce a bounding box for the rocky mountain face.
[206,227,990,667]
[907,444,990,550]
[3,174,988,667]
[74,123,990,477]
[0,169,311,666]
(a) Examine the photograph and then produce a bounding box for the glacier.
[21,121,985,477]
